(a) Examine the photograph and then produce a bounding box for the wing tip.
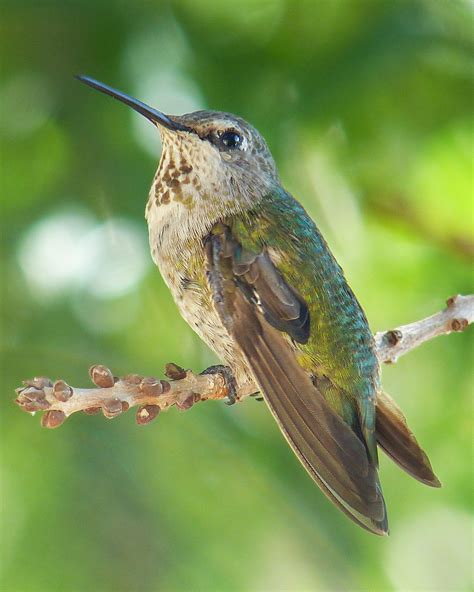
[359,492,389,536]
[372,524,390,537]
[420,473,442,488]
[344,505,390,537]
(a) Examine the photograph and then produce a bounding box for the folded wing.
[205,224,388,535]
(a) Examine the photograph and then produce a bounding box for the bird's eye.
[220,130,242,149]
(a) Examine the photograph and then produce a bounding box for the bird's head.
[77,76,279,212]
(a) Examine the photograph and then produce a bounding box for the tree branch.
[375,294,473,363]
[15,294,473,428]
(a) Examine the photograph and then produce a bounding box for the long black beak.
[76,75,191,133]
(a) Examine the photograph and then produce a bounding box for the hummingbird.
[77,75,440,535]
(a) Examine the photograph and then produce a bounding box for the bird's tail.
[375,391,441,487]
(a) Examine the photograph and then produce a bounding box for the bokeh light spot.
[17,210,150,301]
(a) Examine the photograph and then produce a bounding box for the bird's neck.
[145,172,246,272]
[145,142,275,267]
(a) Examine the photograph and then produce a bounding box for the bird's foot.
[200,365,237,405]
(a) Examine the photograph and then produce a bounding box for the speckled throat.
[150,135,197,210]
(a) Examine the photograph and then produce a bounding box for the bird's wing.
[205,223,388,535]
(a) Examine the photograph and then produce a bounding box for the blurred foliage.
[1,1,473,591]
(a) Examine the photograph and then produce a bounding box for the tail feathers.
[376,391,441,488]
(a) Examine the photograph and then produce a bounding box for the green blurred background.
[1,1,473,590]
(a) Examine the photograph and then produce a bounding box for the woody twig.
[15,294,473,428]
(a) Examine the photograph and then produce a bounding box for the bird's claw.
[200,365,237,405]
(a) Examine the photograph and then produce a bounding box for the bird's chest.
[155,228,211,326]
[147,205,238,365]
